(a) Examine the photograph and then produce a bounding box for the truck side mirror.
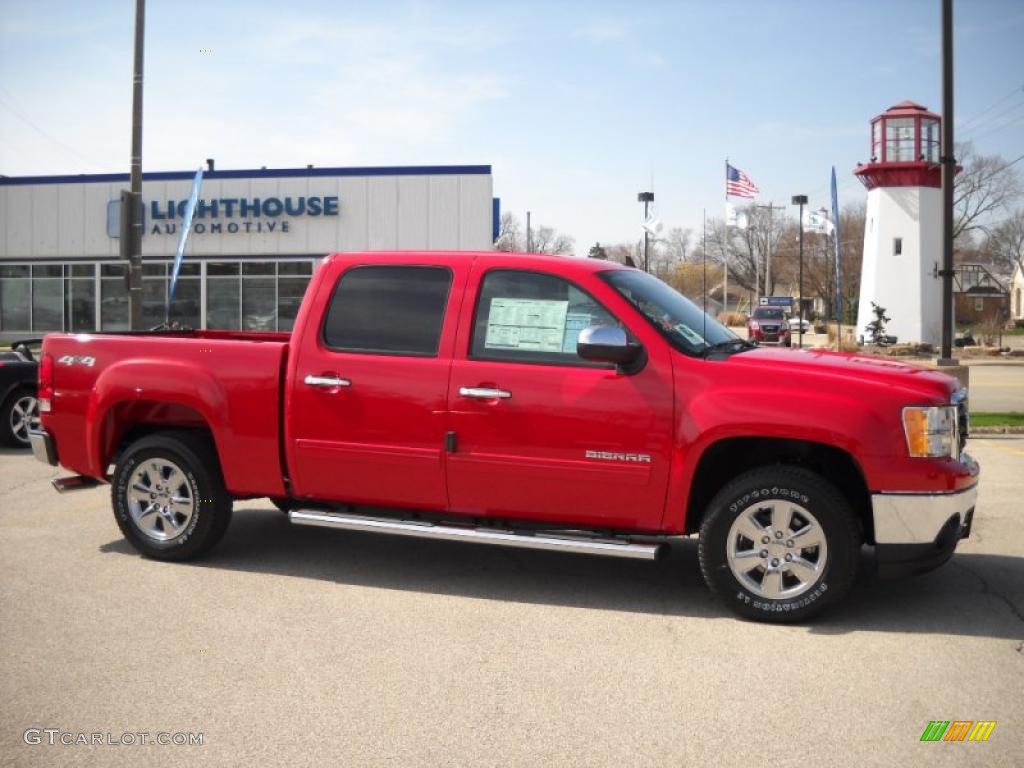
[577,326,643,369]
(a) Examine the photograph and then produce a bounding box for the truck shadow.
[100,507,1024,640]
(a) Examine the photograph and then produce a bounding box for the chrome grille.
[952,388,969,456]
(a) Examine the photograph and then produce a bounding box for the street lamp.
[792,195,808,348]
[638,192,654,272]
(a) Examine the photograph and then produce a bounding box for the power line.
[958,83,1024,132]
[967,110,1024,143]
[0,89,101,170]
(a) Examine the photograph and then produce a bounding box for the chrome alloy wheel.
[125,459,195,541]
[726,500,828,600]
[10,394,39,445]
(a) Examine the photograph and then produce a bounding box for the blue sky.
[1,0,1022,254]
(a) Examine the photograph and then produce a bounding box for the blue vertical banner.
[167,167,204,321]
[831,166,841,324]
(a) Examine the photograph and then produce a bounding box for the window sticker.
[484,298,569,351]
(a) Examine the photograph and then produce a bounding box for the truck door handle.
[459,387,511,400]
[304,374,352,389]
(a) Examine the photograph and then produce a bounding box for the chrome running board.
[288,509,662,560]
[52,475,100,493]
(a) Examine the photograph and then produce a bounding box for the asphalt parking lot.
[1,439,1022,767]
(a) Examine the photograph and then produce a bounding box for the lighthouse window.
[921,119,939,162]
[871,121,881,161]
[885,118,915,162]
[893,238,903,256]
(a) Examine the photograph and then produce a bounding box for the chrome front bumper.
[871,453,979,577]
[872,483,978,544]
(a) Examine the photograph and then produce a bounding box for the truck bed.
[41,330,291,498]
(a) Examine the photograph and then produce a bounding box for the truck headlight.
[902,405,957,458]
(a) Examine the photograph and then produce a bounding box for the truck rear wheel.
[698,466,860,622]
[111,430,232,561]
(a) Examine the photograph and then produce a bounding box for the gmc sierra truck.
[30,251,978,621]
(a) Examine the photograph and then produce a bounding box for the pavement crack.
[952,560,1024,629]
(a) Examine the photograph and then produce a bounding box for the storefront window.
[65,275,96,332]
[101,264,129,331]
[169,277,201,329]
[0,258,318,333]
[243,277,276,330]
[207,270,241,329]
[32,278,64,330]
[1,274,31,330]
[278,277,310,331]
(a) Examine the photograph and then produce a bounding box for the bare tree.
[494,213,574,255]
[494,212,521,252]
[986,208,1024,279]
[954,142,1023,241]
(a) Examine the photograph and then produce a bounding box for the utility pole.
[526,210,532,252]
[753,202,785,297]
[124,0,146,330]
[792,195,808,347]
[638,191,654,273]
[938,0,957,365]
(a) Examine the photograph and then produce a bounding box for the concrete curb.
[969,426,1024,434]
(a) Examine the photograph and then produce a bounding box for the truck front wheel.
[111,431,233,561]
[698,466,860,622]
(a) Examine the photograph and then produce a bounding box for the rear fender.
[88,359,228,478]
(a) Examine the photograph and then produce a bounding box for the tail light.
[38,353,54,412]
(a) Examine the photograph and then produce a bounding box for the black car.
[0,340,41,448]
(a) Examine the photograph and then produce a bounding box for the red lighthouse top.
[854,101,941,189]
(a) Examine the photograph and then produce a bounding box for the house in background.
[954,263,1009,325]
[1012,263,1024,323]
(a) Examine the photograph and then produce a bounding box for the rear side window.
[470,269,623,365]
[322,266,452,356]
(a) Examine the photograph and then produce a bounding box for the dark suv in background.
[746,307,791,346]
[0,340,40,448]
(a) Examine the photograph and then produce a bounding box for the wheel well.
[102,401,216,473]
[685,437,874,543]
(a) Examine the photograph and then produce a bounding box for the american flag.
[726,163,759,199]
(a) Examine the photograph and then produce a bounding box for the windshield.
[600,269,738,356]
[753,308,784,320]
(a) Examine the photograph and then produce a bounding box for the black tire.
[111,430,232,561]
[698,466,860,622]
[1,386,38,448]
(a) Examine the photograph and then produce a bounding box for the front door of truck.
[287,260,463,510]
[445,267,675,530]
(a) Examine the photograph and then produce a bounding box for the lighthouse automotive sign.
[108,194,340,238]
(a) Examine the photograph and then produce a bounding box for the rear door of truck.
[285,254,468,510]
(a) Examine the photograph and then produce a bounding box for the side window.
[470,270,623,365]
[322,265,452,356]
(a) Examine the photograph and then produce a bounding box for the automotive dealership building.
[0,164,496,336]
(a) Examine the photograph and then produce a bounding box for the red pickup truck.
[30,251,978,621]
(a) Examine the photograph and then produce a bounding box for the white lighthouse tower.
[855,101,943,346]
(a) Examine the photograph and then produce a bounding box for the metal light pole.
[526,210,532,252]
[638,192,654,272]
[123,0,146,330]
[938,0,957,364]
[792,195,808,347]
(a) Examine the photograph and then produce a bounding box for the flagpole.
[723,158,729,315]
[702,207,708,356]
